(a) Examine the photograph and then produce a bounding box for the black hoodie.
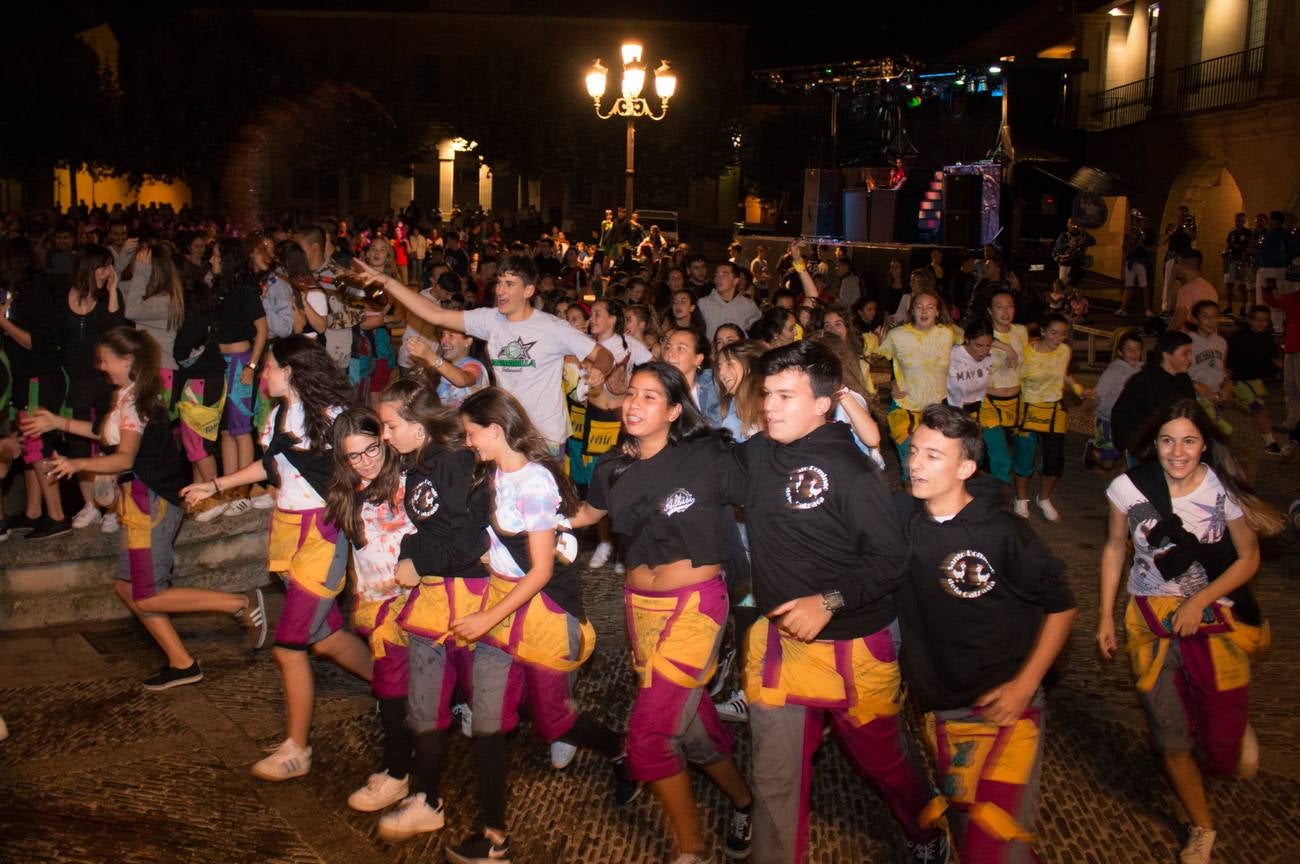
[894,476,1075,713]
[723,421,906,640]
[399,447,490,581]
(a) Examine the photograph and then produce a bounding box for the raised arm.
[353,258,465,333]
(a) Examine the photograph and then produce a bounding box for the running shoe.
[1180,826,1216,864]
[236,587,269,650]
[451,701,473,738]
[725,806,753,859]
[379,793,445,840]
[348,770,410,812]
[550,740,577,769]
[710,647,737,698]
[27,516,72,540]
[1036,498,1060,522]
[252,738,312,781]
[588,541,613,569]
[70,503,102,530]
[100,513,120,533]
[446,828,510,864]
[715,689,749,723]
[1011,499,1030,520]
[143,661,203,691]
[612,754,642,806]
[906,834,950,863]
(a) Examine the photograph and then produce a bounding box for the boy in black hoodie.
[896,405,1075,863]
[721,340,946,864]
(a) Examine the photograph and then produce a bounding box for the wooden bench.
[1072,324,1114,368]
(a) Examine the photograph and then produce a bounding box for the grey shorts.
[1137,637,1195,753]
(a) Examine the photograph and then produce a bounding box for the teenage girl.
[944,317,999,419]
[981,288,1028,485]
[182,335,370,781]
[1013,313,1095,521]
[447,387,634,864]
[325,407,417,817]
[1099,400,1279,864]
[374,377,492,842]
[571,363,754,864]
[25,327,266,690]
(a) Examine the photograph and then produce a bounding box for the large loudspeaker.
[868,189,898,243]
[843,188,869,241]
[942,174,983,249]
[803,170,842,237]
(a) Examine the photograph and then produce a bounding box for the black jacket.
[894,476,1075,712]
[398,447,490,582]
[722,422,906,640]
[1111,364,1197,453]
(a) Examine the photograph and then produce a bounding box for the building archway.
[1158,159,1244,300]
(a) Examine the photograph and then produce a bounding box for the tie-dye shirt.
[877,323,962,411]
[352,475,417,604]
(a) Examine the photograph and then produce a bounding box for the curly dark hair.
[269,335,355,450]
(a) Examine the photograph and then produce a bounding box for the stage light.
[1108,5,1124,15]
[988,64,1002,75]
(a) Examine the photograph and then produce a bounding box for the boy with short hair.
[1228,305,1284,455]
[895,404,1076,864]
[1187,300,1232,434]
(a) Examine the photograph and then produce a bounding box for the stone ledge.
[0,510,272,632]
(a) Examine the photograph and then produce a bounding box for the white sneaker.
[550,740,578,769]
[613,560,626,575]
[224,496,253,517]
[251,491,275,510]
[71,504,102,530]
[715,688,749,723]
[100,513,120,534]
[1179,825,1216,864]
[1012,499,1030,519]
[347,770,410,812]
[1037,498,1060,522]
[193,496,229,523]
[588,540,613,569]
[450,701,473,738]
[377,792,445,841]
[1238,723,1259,779]
[251,738,312,781]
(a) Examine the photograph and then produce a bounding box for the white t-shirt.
[487,461,561,579]
[600,332,653,369]
[352,476,417,605]
[945,344,994,407]
[697,290,761,340]
[1188,330,1228,390]
[1105,466,1243,599]
[102,385,141,448]
[260,402,341,511]
[462,307,598,447]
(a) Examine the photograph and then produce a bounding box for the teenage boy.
[1187,300,1232,434]
[721,339,947,864]
[357,253,614,451]
[1169,252,1218,333]
[1228,305,1285,455]
[896,404,1076,863]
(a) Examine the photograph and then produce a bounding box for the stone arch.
[1158,159,1244,299]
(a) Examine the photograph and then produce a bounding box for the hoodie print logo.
[409,479,440,519]
[940,549,996,599]
[785,466,829,510]
[662,488,696,517]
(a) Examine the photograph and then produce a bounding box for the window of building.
[1247,0,1269,51]
[1187,0,1206,64]
[1146,4,1160,79]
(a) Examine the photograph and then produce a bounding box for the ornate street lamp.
[586,41,676,213]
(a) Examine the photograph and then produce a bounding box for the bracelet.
[793,261,807,272]
[213,478,221,495]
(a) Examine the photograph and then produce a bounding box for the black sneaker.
[27,516,71,540]
[9,514,40,533]
[724,806,753,859]
[142,661,203,691]
[612,755,642,806]
[445,829,511,864]
[906,834,950,864]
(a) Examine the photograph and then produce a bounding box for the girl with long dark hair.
[210,237,268,516]
[372,376,491,842]
[23,327,266,689]
[570,362,755,863]
[182,335,367,782]
[61,244,126,535]
[323,407,418,819]
[1098,399,1281,864]
[445,386,633,864]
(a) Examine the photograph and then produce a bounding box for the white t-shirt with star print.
[462,307,598,447]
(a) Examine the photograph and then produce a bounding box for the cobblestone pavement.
[2,396,1298,864]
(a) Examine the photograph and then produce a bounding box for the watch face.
[823,590,845,611]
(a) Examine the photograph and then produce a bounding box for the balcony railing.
[1094,75,1160,130]
[1174,46,1266,113]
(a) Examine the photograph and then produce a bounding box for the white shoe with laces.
[1012,499,1030,520]
[1036,498,1060,522]
[347,770,410,812]
[715,688,749,723]
[71,504,102,530]
[588,541,613,569]
[100,513,120,534]
[251,491,275,510]
[377,792,445,841]
[550,740,578,769]
[251,738,312,781]
[1179,825,1216,864]
[224,496,253,517]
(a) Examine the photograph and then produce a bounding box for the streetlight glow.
[586,39,675,213]
[622,62,646,99]
[586,60,608,99]
[621,42,643,65]
[654,61,676,99]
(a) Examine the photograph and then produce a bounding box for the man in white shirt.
[356,253,614,451]
[697,261,762,340]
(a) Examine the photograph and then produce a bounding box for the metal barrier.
[1174,47,1266,113]
[1094,76,1159,130]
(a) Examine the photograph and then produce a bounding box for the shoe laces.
[1186,828,1214,853]
[367,771,391,790]
[729,809,751,836]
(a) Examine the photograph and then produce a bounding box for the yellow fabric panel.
[267,510,341,599]
[1018,401,1067,434]
[485,573,596,672]
[627,588,720,690]
[980,394,1021,429]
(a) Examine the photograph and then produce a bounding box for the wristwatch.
[820,590,845,614]
[247,360,258,371]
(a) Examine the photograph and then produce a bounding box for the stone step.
[0,509,273,632]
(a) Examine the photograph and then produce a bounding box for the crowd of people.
[0,198,1295,864]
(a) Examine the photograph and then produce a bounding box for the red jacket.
[1263,287,1300,353]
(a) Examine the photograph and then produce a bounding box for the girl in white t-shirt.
[944,317,999,417]
[447,386,632,864]
[1098,399,1281,864]
[183,335,368,783]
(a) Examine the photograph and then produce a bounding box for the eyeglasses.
[344,442,383,464]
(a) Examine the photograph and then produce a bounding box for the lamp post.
[586,42,676,214]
